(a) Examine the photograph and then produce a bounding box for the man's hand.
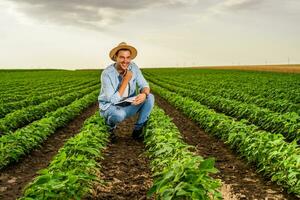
[122,70,132,81]
[132,93,146,105]
[118,70,133,96]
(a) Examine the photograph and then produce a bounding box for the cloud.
[4,0,199,30]
[221,0,263,10]
[197,0,267,21]
[212,0,265,14]
[201,0,300,21]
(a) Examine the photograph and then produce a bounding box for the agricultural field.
[0,69,299,200]
[196,64,300,73]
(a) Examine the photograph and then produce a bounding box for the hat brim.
[109,45,137,61]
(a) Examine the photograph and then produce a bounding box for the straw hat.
[109,42,137,61]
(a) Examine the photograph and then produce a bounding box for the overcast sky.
[0,0,299,69]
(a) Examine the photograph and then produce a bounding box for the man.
[98,42,154,142]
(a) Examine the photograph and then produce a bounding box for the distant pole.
[288,57,290,65]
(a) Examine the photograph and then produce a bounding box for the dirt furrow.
[0,103,99,200]
[154,94,298,200]
[87,116,153,200]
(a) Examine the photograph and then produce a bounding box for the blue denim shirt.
[98,62,149,111]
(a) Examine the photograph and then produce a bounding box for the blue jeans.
[100,93,155,130]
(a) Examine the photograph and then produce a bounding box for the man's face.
[116,50,131,71]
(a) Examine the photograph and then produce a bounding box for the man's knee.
[111,111,126,123]
[146,93,155,105]
[107,107,126,124]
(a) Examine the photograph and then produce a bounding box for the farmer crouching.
[98,42,154,142]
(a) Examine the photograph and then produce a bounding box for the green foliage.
[145,73,299,115]
[150,82,300,196]
[0,80,99,118]
[0,90,99,169]
[0,70,101,103]
[143,68,300,105]
[146,76,300,142]
[145,106,222,200]
[19,113,109,200]
[0,85,99,134]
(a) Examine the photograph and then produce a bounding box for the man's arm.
[118,70,132,97]
[141,87,150,96]
[132,66,150,105]
[132,87,149,105]
[100,72,122,104]
[100,70,133,105]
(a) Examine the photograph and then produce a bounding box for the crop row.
[19,105,222,200]
[20,113,109,200]
[146,75,299,115]
[0,80,99,118]
[150,82,300,195]
[0,85,99,135]
[0,78,79,100]
[0,90,99,169]
[0,70,99,92]
[0,79,62,95]
[144,69,300,104]
[0,70,101,103]
[2,80,74,96]
[147,77,300,142]
[144,106,222,199]
[0,78,99,104]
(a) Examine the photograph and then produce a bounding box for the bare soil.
[86,116,153,200]
[0,103,99,200]
[154,93,299,200]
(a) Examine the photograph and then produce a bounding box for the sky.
[0,0,299,69]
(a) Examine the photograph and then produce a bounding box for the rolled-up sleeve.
[100,72,122,104]
[136,67,149,92]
